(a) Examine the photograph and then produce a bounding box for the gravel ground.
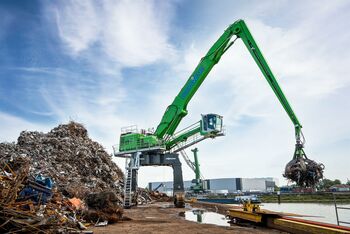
[90,202,285,234]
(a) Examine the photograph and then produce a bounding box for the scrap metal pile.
[0,122,172,232]
[148,190,172,202]
[0,160,124,232]
[284,152,325,187]
[136,188,171,205]
[0,122,126,232]
[84,191,123,223]
[0,122,124,198]
[0,161,87,232]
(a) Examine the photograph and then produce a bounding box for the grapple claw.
[284,156,324,187]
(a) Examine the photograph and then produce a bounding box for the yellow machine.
[242,200,260,213]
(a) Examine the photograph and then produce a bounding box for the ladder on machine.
[123,152,140,208]
[124,168,133,208]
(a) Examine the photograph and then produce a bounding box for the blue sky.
[1,0,350,186]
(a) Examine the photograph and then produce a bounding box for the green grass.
[261,193,350,203]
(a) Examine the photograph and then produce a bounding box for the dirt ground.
[90,202,285,234]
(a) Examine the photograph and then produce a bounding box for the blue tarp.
[19,175,54,204]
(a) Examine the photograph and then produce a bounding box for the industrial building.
[148,177,278,195]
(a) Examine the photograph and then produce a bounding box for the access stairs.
[124,168,133,208]
[123,152,140,208]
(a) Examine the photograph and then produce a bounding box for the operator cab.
[201,114,223,135]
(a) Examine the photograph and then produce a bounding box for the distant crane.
[189,148,206,194]
[152,183,164,192]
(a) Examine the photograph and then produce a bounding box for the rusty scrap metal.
[84,191,123,223]
[284,156,325,188]
[135,188,172,205]
[0,122,124,199]
[0,162,80,233]
[0,122,130,232]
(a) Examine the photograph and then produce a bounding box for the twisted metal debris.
[284,156,325,187]
[136,188,171,205]
[0,122,124,199]
[0,160,85,233]
[0,122,128,232]
[0,122,170,232]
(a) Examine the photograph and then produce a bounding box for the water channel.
[184,209,230,227]
[262,203,350,226]
[184,203,350,227]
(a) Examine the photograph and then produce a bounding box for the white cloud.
[51,0,175,67]
[155,1,350,185]
[0,112,51,142]
[3,1,349,188]
[54,0,100,54]
[37,70,127,146]
[101,0,175,66]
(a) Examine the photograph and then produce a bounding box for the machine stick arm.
[233,20,303,144]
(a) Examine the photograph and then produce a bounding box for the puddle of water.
[160,204,174,208]
[184,209,230,227]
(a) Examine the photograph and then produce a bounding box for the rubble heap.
[149,190,172,202]
[136,188,172,205]
[84,191,123,223]
[0,160,86,233]
[0,122,124,198]
[136,188,153,205]
[0,122,128,232]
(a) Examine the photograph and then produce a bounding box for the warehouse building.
[148,177,277,195]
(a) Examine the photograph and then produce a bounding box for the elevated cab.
[200,114,223,135]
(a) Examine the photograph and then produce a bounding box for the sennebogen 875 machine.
[114,19,324,208]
